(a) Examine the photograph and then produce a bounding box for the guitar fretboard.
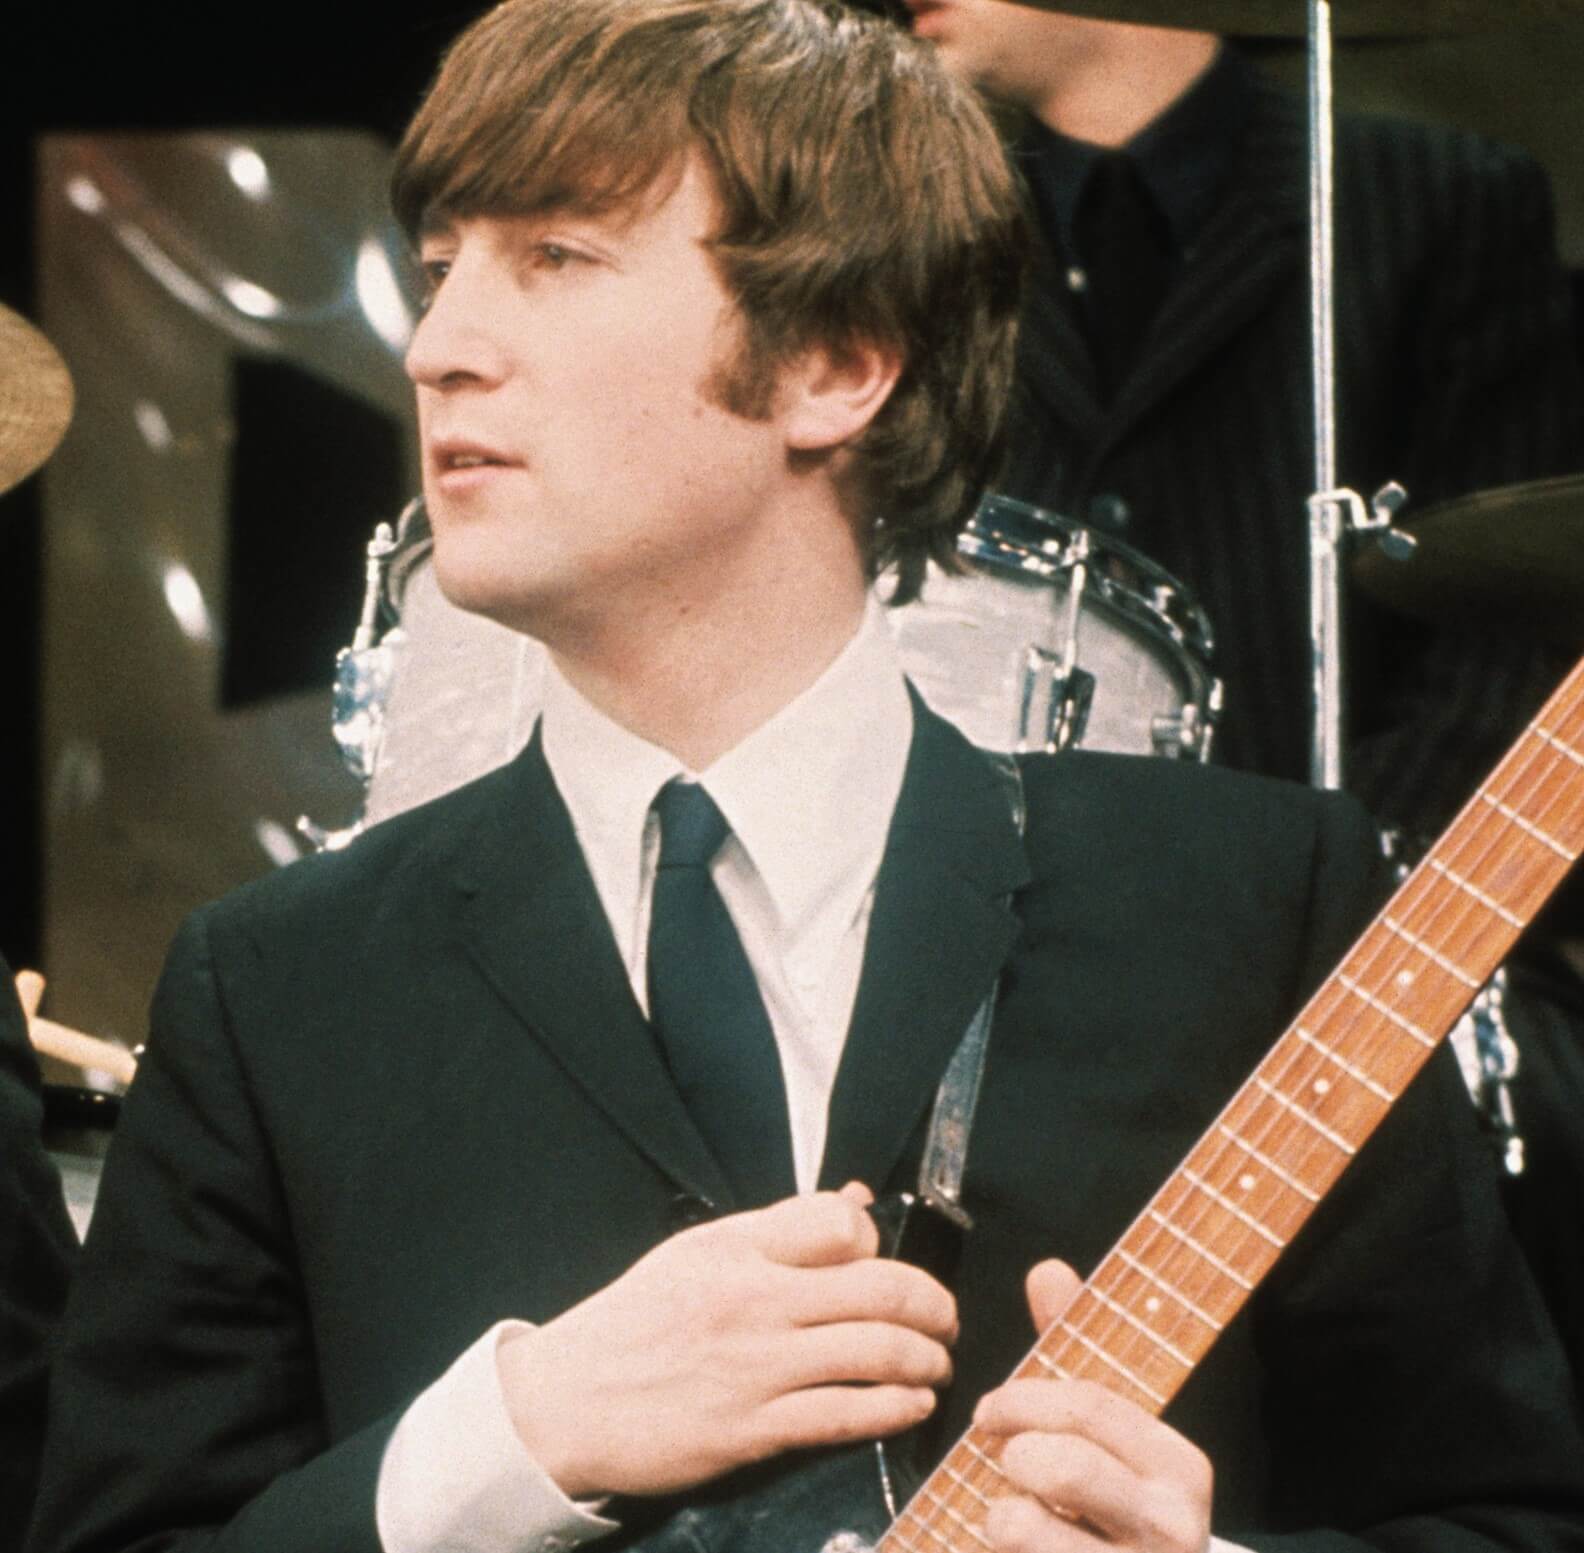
[879,654,1584,1553]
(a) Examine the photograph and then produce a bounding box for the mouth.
[427,438,523,483]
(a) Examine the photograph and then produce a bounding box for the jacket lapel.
[1103,81,1309,439]
[447,733,733,1207]
[819,698,1031,1193]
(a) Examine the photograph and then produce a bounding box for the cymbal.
[0,302,74,496]
[1353,474,1584,649]
[1010,0,1584,39]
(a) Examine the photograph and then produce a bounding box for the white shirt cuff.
[1210,1537,1255,1553]
[376,1319,618,1553]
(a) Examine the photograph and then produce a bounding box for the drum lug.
[1020,648,1094,752]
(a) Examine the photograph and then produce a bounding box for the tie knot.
[654,779,731,869]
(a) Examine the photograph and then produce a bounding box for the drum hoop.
[959,506,1217,665]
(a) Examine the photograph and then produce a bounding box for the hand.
[974,1260,1212,1553]
[497,1182,957,1499]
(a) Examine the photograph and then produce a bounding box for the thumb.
[1025,1258,1082,1334]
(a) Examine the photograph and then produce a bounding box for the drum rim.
[961,495,1217,663]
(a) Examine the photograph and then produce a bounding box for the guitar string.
[892,670,1584,1544]
[1054,688,1584,1411]
[894,693,1584,1546]
[1033,682,1584,1420]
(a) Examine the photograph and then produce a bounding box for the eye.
[534,242,577,269]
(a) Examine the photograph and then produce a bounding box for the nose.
[404,250,509,392]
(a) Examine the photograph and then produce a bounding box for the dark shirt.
[1014,41,1254,277]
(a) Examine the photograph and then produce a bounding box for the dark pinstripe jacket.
[1002,74,1584,843]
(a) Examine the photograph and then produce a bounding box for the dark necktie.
[1071,150,1174,403]
[646,779,796,1208]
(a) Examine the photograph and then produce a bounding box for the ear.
[781,337,903,454]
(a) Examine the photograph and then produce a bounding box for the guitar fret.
[1427,859,1525,930]
[1478,793,1579,861]
[887,1523,925,1553]
[1254,1078,1357,1156]
[1336,977,1434,1048]
[943,1463,992,1509]
[1146,1210,1255,1291]
[900,1508,958,1553]
[1057,1320,1169,1405]
[1295,1027,1398,1102]
[1088,1284,1195,1367]
[1381,916,1481,989]
[1216,1125,1320,1203]
[1537,726,1584,768]
[1113,1247,1226,1330]
[1182,1167,1286,1249]
[962,1438,1010,1484]
[1031,1349,1071,1380]
[917,1487,994,1551]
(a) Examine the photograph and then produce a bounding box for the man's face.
[405,160,796,647]
[904,0,1102,109]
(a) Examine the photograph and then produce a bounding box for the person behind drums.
[0,953,75,1553]
[26,5,1584,1553]
[908,0,1584,1377]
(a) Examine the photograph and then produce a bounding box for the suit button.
[668,1192,720,1231]
[1087,492,1131,532]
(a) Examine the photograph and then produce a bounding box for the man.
[908,1,1583,837]
[26,4,1584,1553]
[0,954,75,1553]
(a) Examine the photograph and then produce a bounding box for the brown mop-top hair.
[392,0,1026,599]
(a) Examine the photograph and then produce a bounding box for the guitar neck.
[879,654,1584,1553]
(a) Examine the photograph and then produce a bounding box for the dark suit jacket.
[0,955,75,1553]
[26,708,1584,1553]
[1004,74,1584,843]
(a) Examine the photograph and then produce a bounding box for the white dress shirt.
[377,600,914,1552]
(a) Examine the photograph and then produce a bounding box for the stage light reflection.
[65,176,106,215]
[355,238,414,351]
[133,400,174,453]
[161,562,215,644]
[226,146,271,201]
[221,276,284,319]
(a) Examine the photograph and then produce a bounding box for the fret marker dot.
[1313,1078,1332,1096]
[1397,970,1415,988]
[1239,1173,1257,1192]
[1145,1296,1162,1314]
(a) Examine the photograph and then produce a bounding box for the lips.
[427,436,523,481]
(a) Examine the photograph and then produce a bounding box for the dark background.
[1,4,479,967]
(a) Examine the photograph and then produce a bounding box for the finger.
[756,1381,937,1455]
[785,1257,958,1341]
[836,1180,875,1207]
[977,1377,1212,1487]
[749,1190,879,1267]
[782,1320,953,1389]
[15,969,45,1019]
[999,1429,1200,1548]
[983,1492,1096,1553]
[1025,1258,1082,1334]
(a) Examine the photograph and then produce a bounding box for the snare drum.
[887,496,1221,759]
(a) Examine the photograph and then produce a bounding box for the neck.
[543,517,870,773]
[1033,26,1219,149]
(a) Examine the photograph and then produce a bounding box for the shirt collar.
[540,597,913,936]
[1018,41,1254,260]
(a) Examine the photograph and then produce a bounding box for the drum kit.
[5,0,1584,1222]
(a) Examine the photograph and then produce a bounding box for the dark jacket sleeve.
[24,913,393,1553]
[0,956,75,1553]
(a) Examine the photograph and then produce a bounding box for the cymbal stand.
[1303,0,1414,789]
